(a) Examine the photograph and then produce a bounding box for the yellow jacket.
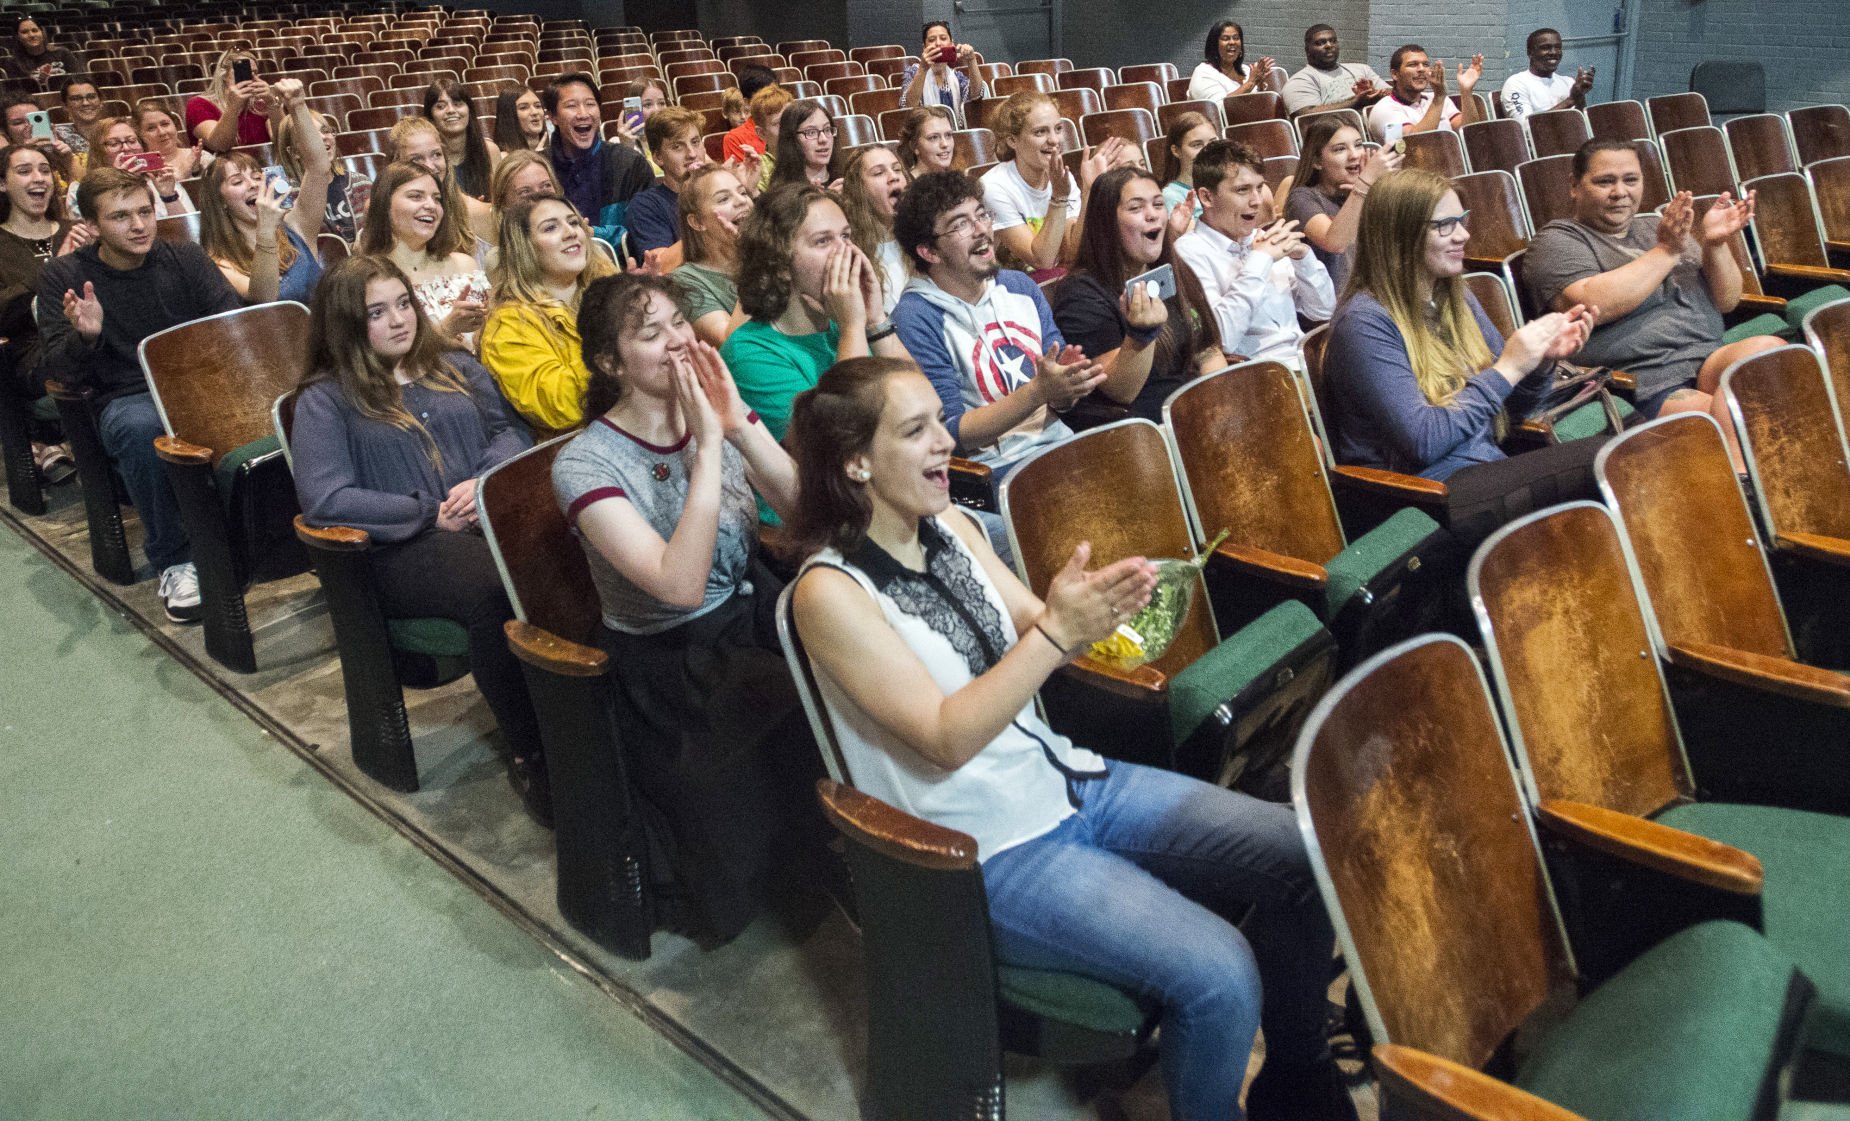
[480,300,590,432]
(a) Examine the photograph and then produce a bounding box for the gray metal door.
[954,0,1057,66]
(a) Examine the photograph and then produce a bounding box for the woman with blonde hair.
[132,100,203,182]
[389,115,492,253]
[981,91,1121,275]
[895,105,955,176]
[186,48,277,152]
[837,144,910,314]
[1325,168,1599,542]
[275,106,355,241]
[358,161,490,341]
[670,164,753,347]
[480,193,617,431]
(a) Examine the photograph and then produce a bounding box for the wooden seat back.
[140,302,308,465]
[1527,107,1591,158]
[999,419,1214,676]
[1471,502,1692,818]
[1453,170,1531,266]
[836,113,879,149]
[1596,413,1792,658]
[827,74,883,100]
[1294,634,1574,1067]
[1102,82,1162,118]
[477,434,601,647]
[1221,91,1282,126]
[805,61,864,86]
[1647,91,1710,136]
[1164,361,1347,565]
[1057,67,1113,94]
[1464,271,1519,336]
[1805,155,1850,246]
[849,45,905,64]
[1080,107,1155,149]
[1661,125,1740,197]
[1119,63,1177,89]
[963,96,1005,132]
[991,73,1053,98]
[1400,129,1466,178]
[1635,138,1673,213]
[1723,344,1850,547]
[1801,295,1850,409]
[1461,118,1531,175]
[1018,58,1073,77]
[949,127,996,170]
[1159,98,1222,133]
[1725,113,1798,181]
[1048,87,1101,125]
[1746,171,1835,269]
[1293,108,1364,146]
[1299,323,1339,457]
[1224,117,1296,159]
[1587,99,1651,142]
[1790,104,1850,167]
[1516,154,1579,230]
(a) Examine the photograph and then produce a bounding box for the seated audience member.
[481,194,617,432]
[36,167,243,620]
[493,84,552,154]
[187,50,276,153]
[1500,28,1595,119]
[670,165,753,348]
[390,116,492,253]
[896,105,956,177]
[552,272,813,944]
[5,97,76,179]
[1159,111,1216,219]
[1282,25,1388,118]
[1367,45,1483,140]
[489,149,563,218]
[784,355,1357,1121]
[423,78,502,201]
[72,117,193,218]
[840,144,910,315]
[613,76,671,175]
[358,161,489,341]
[767,100,839,191]
[1326,169,1601,542]
[982,91,1122,276]
[738,84,792,190]
[721,184,906,441]
[1052,167,1217,421]
[275,107,353,241]
[1286,115,1400,294]
[892,171,1102,477]
[133,101,205,183]
[0,142,89,484]
[544,73,655,243]
[626,107,712,257]
[1174,140,1334,366]
[899,21,987,115]
[199,83,327,304]
[721,67,779,162]
[54,75,104,158]
[291,256,547,824]
[720,88,750,132]
[1524,139,1777,464]
[1188,21,1277,102]
[4,17,79,85]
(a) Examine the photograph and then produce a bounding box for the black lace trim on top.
[845,517,1011,678]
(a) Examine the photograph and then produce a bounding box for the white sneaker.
[159,562,203,624]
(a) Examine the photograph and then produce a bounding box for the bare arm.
[1556,197,1691,322]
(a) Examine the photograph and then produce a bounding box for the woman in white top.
[1186,20,1276,102]
[786,356,1355,1121]
[358,161,489,342]
[839,145,909,315]
[979,91,1121,276]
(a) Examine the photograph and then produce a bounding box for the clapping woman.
[1186,21,1276,101]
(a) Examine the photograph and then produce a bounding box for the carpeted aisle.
[0,527,764,1120]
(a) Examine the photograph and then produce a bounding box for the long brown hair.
[1069,168,1215,369]
[1294,115,1361,193]
[302,255,476,469]
[770,99,836,189]
[386,116,477,243]
[422,77,494,199]
[0,143,67,223]
[358,160,469,259]
[895,105,954,174]
[736,183,836,321]
[784,356,920,555]
[576,272,687,418]
[200,151,300,275]
[1161,111,1211,184]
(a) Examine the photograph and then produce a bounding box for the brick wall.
[1629,0,1850,112]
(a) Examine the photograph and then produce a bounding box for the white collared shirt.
[1367,89,1462,140]
[1173,219,1335,365]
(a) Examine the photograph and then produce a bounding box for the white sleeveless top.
[802,514,1106,861]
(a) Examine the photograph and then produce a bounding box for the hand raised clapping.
[1030,342,1106,411]
[1697,190,1755,247]
[1496,303,1598,381]
[1037,541,1158,654]
[62,280,102,339]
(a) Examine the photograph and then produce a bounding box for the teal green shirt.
[720,317,842,522]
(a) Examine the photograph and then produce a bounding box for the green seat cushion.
[1551,394,1637,444]
[1659,801,1850,1056]
[1324,507,1441,617]
[215,434,283,498]
[1516,920,1804,1121]
[996,965,1148,1034]
[386,616,471,658]
[1725,312,1795,345]
[1168,599,1323,746]
[1784,285,1850,332]
[31,395,58,422]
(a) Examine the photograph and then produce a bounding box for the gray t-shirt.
[671,261,738,324]
[1524,216,1722,402]
[552,416,757,635]
[1281,61,1384,115]
[1286,186,1351,294]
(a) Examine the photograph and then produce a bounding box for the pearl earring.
[853,469,871,481]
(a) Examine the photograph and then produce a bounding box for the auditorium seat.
[1648,90,1711,135]
[1789,104,1850,167]
[1587,98,1653,142]
[1220,90,1282,126]
[1399,128,1466,178]
[1079,107,1155,149]
[1725,113,1799,181]
[1461,117,1531,175]
[1223,118,1295,160]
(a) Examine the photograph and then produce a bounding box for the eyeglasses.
[933,206,993,240]
[796,124,836,142]
[1428,210,1471,236]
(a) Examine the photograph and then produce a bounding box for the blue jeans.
[98,392,188,572]
[981,763,1334,1121]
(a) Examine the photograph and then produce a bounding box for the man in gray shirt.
[1523,138,1779,464]
[1282,25,1388,117]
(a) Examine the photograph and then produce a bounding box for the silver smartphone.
[1125,263,1176,302]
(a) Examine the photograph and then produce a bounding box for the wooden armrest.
[1210,540,1328,589]
[1665,639,1850,708]
[1766,262,1850,285]
[292,513,371,552]
[949,456,991,482]
[153,434,212,467]
[1329,463,1449,501]
[815,778,977,870]
[1374,1044,1591,1121]
[504,619,608,678]
[1536,799,1763,895]
[1774,531,1850,567]
[1735,292,1788,314]
[1607,368,1636,392]
[1057,655,1167,700]
[44,379,89,402]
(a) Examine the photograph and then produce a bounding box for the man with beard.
[1501,28,1596,119]
[1282,25,1388,118]
[1366,44,1484,140]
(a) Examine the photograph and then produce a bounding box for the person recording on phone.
[188,50,278,154]
[1172,140,1333,367]
[68,118,193,219]
[543,73,654,246]
[199,80,328,304]
[899,22,987,116]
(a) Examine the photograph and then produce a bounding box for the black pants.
[1444,434,1611,548]
[370,528,544,763]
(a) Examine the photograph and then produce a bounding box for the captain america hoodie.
[892,269,1075,470]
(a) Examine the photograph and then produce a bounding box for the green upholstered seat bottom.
[1784,286,1850,332]
[1324,507,1441,617]
[214,435,283,508]
[1516,920,1804,1121]
[32,395,58,422]
[386,617,471,659]
[996,965,1148,1034]
[1659,801,1850,1057]
[1726,313,1796,345]
[1551,395,1638,444]
[1167,600,1324,746]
